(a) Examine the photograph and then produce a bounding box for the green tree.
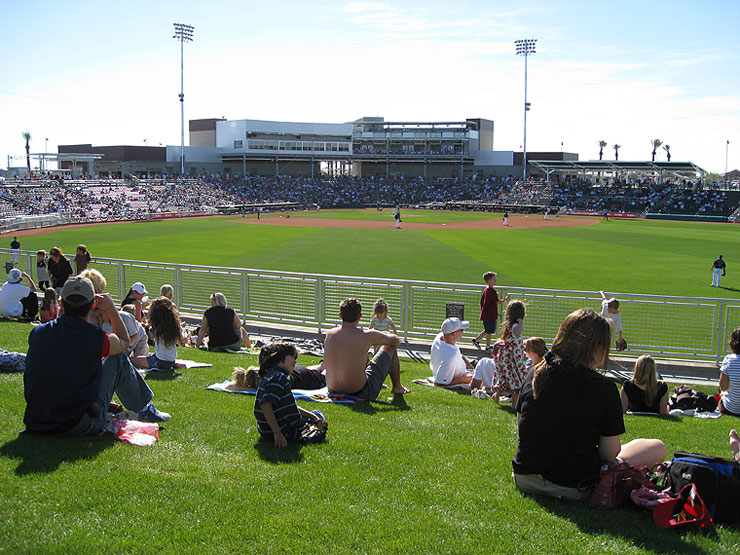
[613,144,621,161]
[22,131,32,173]
[663,144,671,162]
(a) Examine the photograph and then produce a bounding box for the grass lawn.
[285,208,501,223]
[7,212,740,298]
[0,321,738,553]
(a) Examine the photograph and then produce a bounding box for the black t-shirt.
[622,380,668,414]
[512,361,625,487]
[713,258,726,270]
[204,305,240,347]
[24,315,107,433]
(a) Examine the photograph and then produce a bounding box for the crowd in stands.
[1,173,739,226]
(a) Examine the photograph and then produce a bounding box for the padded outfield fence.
[3,248,738,364]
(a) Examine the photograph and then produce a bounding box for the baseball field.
[1,210,739,553]
[8,209,740,297]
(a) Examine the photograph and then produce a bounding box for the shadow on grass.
[719,286,740,293]
[0,432,115,476]
[535,495,718,554]
[346,393,411,415]
[144,370,183,381]
[253,439,304,464]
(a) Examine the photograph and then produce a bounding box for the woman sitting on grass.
[512,308,666,501]
[253,343,326,448]
[620,354,669,415]
[195,292,250,351]
[719,327,740,417]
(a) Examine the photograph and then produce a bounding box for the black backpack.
[669,451,740,522]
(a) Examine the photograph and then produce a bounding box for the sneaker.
[137,403,171,422]
[471,338,481,350]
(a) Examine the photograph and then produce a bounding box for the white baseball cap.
[7,268,21,284]
[131,282,148,295]
[441,317,470,334]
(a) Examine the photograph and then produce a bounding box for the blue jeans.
[63,353,154,436]
[146,353,176,370]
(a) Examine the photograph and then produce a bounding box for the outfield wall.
[4,249,737,364]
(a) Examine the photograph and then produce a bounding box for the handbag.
[653,483,713,530]
[590,462,657,509]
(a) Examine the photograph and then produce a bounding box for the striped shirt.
[720,353,740,414]
[254,367,302,441]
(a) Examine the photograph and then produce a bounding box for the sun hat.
[441,317,470,334]
[61,276,96,307]
[131,282,148,295]
[7,268,22,284]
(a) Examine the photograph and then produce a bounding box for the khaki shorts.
[513,473,591,501]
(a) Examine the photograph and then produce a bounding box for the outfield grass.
[282,208,500,223]
[8,212,740,298]
[0,320,738,553]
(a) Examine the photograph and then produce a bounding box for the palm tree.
[598,140,607,161]
[663,144,671,162]
[613,144,621,161]
[651,139,663,162]
[22,131,32,173]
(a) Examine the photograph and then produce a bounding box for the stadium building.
[58,116,576,179]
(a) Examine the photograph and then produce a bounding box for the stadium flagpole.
[515,39,536,186]
[173,23,194,177]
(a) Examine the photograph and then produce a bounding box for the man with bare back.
[324,298,410,399]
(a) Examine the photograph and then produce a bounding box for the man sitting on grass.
[24,276,169,435]
[430,317,495,398]
[324,297,409,400]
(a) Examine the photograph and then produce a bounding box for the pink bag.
[110,419,160,446]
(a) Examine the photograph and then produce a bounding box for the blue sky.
[1,0,738,173]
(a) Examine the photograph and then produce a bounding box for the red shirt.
[480,286,499,320]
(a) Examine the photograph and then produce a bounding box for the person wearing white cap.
[23,276,170,435]
[0,268,38,319]
[430,317,495,398]
[121,281,149,324]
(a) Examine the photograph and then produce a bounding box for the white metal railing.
[2,248,736,364]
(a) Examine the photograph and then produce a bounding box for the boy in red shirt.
[472,271,509,349]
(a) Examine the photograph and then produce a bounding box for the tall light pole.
[173,23,194,176]
[726,140,730,177]
[515,39,536,185]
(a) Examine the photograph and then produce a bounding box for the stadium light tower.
[173,23,195,176]
[515,39,536,185]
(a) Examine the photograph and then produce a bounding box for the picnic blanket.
[206,380,362,404]
[412,376,471,391]
[137,359,213,374]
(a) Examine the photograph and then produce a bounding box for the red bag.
[590,462,657,509]
[653,483,713,530]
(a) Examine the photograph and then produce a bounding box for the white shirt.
[0,282,30,318]
[720,353,740,414]
[601,300,623,334]
[429,332,467,385]
[102,310,148,355]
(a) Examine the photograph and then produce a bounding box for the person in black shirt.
[512,308,666,500]
[711,255,726,287]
